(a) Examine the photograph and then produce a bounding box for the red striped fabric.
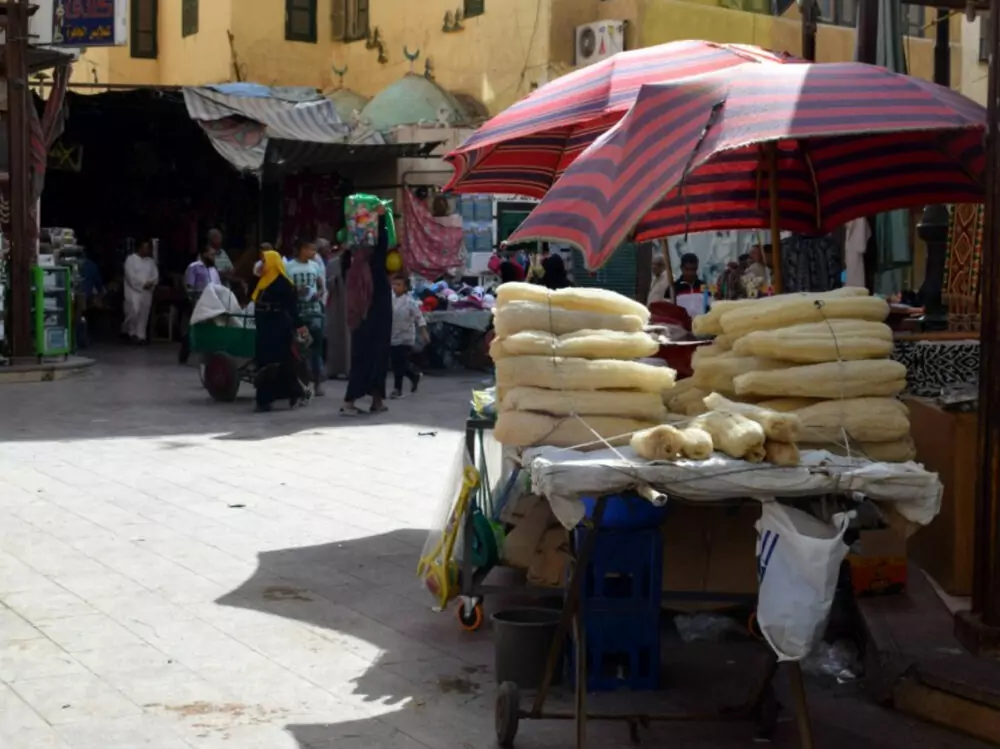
[507,62,986,270]
[445,40,798,198]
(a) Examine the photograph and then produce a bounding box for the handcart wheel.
[753,682,781,741]
[203,353,241,402]
[495,681,521,748]
[457,600,484,632]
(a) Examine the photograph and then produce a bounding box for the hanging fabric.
[401,189,466,279]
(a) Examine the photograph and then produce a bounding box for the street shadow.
[0,344,487,443]
[214,528,503,748]
[212,533,997,749]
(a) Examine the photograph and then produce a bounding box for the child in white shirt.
[389,275,429,398]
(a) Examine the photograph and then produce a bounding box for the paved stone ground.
[0,346,991,749]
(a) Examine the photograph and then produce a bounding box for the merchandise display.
[679,288,914,460]
[491,283,673,449]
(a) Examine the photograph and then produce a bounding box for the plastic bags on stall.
[755,503,850,661]
[416,438,480,609]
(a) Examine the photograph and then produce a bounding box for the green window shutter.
[572,243,638,299]
[464,0,485,18]
[130,0,158,59]
[286,0,318,43]
[182,0,198,37]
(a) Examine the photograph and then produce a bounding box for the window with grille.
[464,0,485,18]
[131,0,158,59]
[817,0,856,27]
[182,0,198,37]
[332,0,370,42]
[982,15,991,62]
[286,0,318,43]
[903,3,925,38]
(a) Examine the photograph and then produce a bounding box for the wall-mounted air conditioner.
[575,21,625,68]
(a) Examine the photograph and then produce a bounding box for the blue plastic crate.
[573,527,663,613]
[580,493,668,530]
[568,609,661,692]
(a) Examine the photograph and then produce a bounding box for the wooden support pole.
[4,0,33,359]
[956,0,1000,656]
[856,0,879,65]
[800,0,818,62]
[767,144,783,294]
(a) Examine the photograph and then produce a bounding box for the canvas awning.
[183,83,386,173]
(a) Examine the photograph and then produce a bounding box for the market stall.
[419,283,943,748]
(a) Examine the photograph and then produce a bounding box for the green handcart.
[189,313,256,402]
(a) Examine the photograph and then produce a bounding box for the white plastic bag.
[755,503,850,661]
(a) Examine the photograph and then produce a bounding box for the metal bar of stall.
[530,496,609,718]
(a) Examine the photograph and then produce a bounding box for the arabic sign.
[51,0,125,47]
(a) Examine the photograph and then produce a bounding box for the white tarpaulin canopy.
[525,446,942,529]
[182,83,383,173]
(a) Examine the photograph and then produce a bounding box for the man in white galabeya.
[122,240,159,343]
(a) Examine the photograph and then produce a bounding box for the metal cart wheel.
[496,681,521,748]
[457,598,485,632]
[203,353,241,402]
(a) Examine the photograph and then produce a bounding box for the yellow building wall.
[158,0,234,84]
[960,17,988,105]
[69,0,233,87]
[66,0,966,109]
[231,0,337,88]
[635,1,961,89]
[314,0,553,114]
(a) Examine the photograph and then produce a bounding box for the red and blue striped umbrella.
[444,40,798,198]
[507,61,986,271]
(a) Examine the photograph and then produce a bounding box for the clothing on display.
[779,234,842,293]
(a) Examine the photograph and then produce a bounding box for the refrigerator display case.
[31,265,72,359]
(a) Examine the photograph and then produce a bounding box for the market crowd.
[108,197,581,414]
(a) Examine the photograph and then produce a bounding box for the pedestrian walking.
[389,275,429,399]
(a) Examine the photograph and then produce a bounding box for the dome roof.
[361,74,468,131]
[325,88,369,122]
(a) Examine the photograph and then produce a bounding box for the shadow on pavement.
[216,528,1000,749]
[215,528,502,748]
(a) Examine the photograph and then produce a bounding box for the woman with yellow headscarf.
[252,247,307,412]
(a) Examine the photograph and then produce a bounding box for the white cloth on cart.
[525,446,942,529]
[191,284,251,327]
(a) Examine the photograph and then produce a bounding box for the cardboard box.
[661,503,761,611]
[904,396,976,596]
[501,494,553,570]
[527,526,570,587]
[848,527,908,597]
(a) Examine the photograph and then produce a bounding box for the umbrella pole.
[768,143,783,294]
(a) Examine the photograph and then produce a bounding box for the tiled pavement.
[0,346,992,749]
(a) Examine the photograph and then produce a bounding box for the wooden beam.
[960,0,1000,655]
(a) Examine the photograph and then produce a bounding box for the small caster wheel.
[457,600,484,632]
[753,683,781,741]
[496,681,521,748]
